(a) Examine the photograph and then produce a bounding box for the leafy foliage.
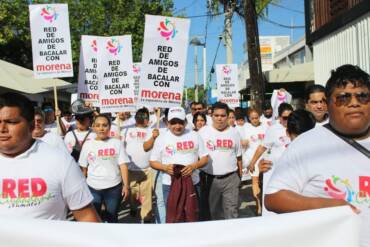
[0,0,173,81]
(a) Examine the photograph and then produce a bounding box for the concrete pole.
[224,3,233,64]
[194,46,199,102]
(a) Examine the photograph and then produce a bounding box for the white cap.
[168,107,186,121]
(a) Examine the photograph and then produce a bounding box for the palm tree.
[208,0,274,113]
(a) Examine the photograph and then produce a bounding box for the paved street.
[117,180,258,223]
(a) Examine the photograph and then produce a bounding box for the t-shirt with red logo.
[64,129,96,153]
[150,129,208,185]
[198,125,242,176]
[122,126,153,170]
[260,115,273,127]
[37,131,69,154]
[242,123,268,178]
[78,138,130,190]
[262,122,290,161]
[0,140,93,220]
[266,127,370,246]
[108,123,121,139]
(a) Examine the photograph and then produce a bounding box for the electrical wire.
[173,0,198,15]
[260,16,305,29]
[270,2,304,14]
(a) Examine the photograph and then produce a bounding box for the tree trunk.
[244,0,265,113]
[224,1,233,64]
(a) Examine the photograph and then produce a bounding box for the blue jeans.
[89,183,122,223]
[154,171,166,224]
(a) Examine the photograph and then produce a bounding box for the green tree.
[207,0,274,113]
[0,0,173,81]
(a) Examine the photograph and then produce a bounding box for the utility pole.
[194,46,199,102]
[244,0,264,113]
[224,1,234,64]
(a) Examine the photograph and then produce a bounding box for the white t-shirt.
[315,117,329,127]
[0,140,93,220]
[37,131,68,154]
[150,129,208,185]
[198,126,242,175]
[262,122,290,161]
[260,115,273,127]
[61,117,76,132]
[108,123,121,139]
[79,138,130,190]
[185,114,212,130]
[44,122,59,135]
[266,127,370,246]
[64,130,96,153]
[123,126,152,170]
[114,116,136,131]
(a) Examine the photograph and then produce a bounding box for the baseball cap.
[168,107,186,121]
[71,99,93,115]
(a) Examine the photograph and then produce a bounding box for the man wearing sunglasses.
[265,64,369,246]
[186,101,212,130]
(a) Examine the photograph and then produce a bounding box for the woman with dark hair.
[193,112,207,131]
[79,114,130,223]
[286,109,316,140]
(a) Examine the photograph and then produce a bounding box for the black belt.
[208,171,236,179]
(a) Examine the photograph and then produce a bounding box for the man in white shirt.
[186,102,212,130]
[0,92,99,222]
[265,64,370,247]
[260,103,273,127]
[32,109,68,153]
[304,84,329,126]
[198,102,243,220]
[150,107,208,222]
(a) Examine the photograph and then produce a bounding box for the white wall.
[313,12,370,85]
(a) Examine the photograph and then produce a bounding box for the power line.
[185,12,224,19]
[173,0,198,15]
[270,2,304,14]
[260,16,305,29]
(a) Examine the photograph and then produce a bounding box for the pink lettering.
[2,179,16,198]
[359,176,370,198]
[18,178,30,198]
[31,178,47,197]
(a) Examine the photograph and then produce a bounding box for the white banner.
[29,4,73,78]
[77,35,99,106]
[0,207,359,247]
[138,15,190,108]
[97,36,135,113]
[132,62,141,104]
[216,64,240,108]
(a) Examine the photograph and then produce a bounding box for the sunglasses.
[334,92,369,106]
[281,116,289,121]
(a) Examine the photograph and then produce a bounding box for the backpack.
[71,129,91,161]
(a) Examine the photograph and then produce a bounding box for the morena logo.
[223,65,231,75]
[133,64,140,74]
[91,39,98,52]
[157,18,177,40]
[106,38,122,55]
[40,5,58,23]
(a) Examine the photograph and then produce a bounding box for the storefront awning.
[0,59,71,94]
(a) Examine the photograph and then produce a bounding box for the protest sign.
[138,15,190,108]
[77,35,99,106]
[216,64,240,108]
[29,4,73,78]
[97,36,135,113]
[132,63,141,104]
[0,207,359,247]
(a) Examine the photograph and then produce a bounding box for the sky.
[172,0,306,88]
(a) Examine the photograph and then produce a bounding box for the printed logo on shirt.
[165,141,195,156]
[205,139,233,152]
[0,178,55,208]
[278,136,290,148]
[250,134,265,143]
[98,148,118,160]
[87,151,96,163]
[129,131,147,140]
[324,175,370,205]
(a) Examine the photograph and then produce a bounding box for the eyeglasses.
[192,108,203,111]
[334,92,369,106]
[281,116,289,121]
[169,119,185,125]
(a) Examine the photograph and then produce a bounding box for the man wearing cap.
[150,107,208,222]
[198,102,243,220]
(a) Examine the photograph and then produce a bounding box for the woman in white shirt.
[79,114,129,223]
